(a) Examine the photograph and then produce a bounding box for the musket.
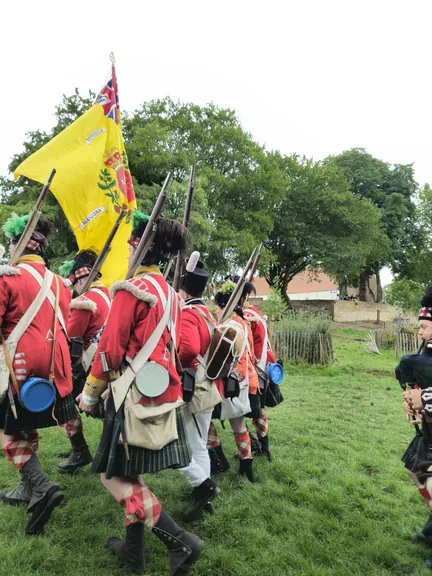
[80,210,126,293]
[219,247,258,324]
[173,165,195,292]
[247,242,262,283]
[10,168,56,265]
[126,172,173,279]
[163,259,174,280]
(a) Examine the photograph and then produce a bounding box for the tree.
[263,154,384,308]
[326,148,418,302]
[0,94,282,275]
[385,278,425,313]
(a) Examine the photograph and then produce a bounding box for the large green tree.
[263,153,385,308]
[326,148,419,302]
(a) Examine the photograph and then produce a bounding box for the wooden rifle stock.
[173,165,196,292]
[81,210,126,293]
[126,172,172,279]
[219,247,258,324]
[10,168,56,265]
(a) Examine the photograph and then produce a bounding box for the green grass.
[0,326,430,575]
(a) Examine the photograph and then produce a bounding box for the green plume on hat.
[131,210,150,235]
[218,280,236,295]
[3,213,30,239]
[58,260,75,278]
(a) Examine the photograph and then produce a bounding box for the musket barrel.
[81,210,126,293]
[126,172,172,279]
[10,168,56,265]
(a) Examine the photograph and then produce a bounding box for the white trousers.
[179,407,213,487]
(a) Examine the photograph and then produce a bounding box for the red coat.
[87,266,182,405]
[179,300,224,397]
[67,282,111,350]
[243,304,276,365]
[0,256,72,397]
[230,314,259,395]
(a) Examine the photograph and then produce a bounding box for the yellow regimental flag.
[14,65,136,286]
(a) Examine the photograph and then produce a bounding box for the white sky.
[2,0,431,286]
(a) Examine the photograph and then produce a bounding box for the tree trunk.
[278,273,293,310]
[339,279,348,298]
[359,270,373,302]
[374,264,383,303]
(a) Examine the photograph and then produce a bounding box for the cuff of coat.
[422,388,432,414]
[83,374,107,399]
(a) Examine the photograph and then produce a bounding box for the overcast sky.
[2,0,430,285]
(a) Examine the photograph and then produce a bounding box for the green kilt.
[92,394,191,479]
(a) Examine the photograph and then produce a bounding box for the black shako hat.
[181,260,208,298]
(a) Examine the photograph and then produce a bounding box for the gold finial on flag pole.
[110,52,116,64]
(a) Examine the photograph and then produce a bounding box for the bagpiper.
[0,214,76,534]
[207,280,258,483]
[399,289,432,556]
[79,211,203,575]
[177,257,221,520]
[57,250,111,473]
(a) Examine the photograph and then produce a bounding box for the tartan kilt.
[72,363,88,400]
[401,432,428,473]
[245,392,263,419]
[92,394,191,479]
[0,392,77,436]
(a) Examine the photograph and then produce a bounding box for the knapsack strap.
[18,264,67,334]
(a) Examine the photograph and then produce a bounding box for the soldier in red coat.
[243,282,275,461]
[177,259,221,520]
[0,214,75,535]
[57,250,111,473]
[79,212,203,575]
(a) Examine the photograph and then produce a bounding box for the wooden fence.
[272,330,334,364]
[394,332,421,356]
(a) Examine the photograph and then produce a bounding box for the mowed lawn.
[0,326,430,576]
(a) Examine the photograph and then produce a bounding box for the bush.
[274,310,332,335]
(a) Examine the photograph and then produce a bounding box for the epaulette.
[109,278,158,307]
[0,265,21,277]
[70,296,97,313]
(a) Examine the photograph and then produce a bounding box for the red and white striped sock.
[252,412,268,438]
[3,437,34,471]
[64,414,83,439]
[234,431,252,460]
[207,421,221,449]
[120,478,162,529]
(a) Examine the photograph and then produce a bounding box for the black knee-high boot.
[106,522,146,574]
[152,509,204,575]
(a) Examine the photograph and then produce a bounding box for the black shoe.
[25,486,64,535]
[57,447,93,474]
[239,458,254,483]
[56,451,71,459]
[152,509,204,575]
[258,435,272,462]
[57,431,93,474]
[183,478,220,522]
[106,522,145,574]
[203,502,214,514]
[413,532,432,548]
[209,445,230,474]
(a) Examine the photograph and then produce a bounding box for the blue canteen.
[20,377,56,413]
[265,363,284,385]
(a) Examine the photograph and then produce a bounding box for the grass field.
[0,326,430,576]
